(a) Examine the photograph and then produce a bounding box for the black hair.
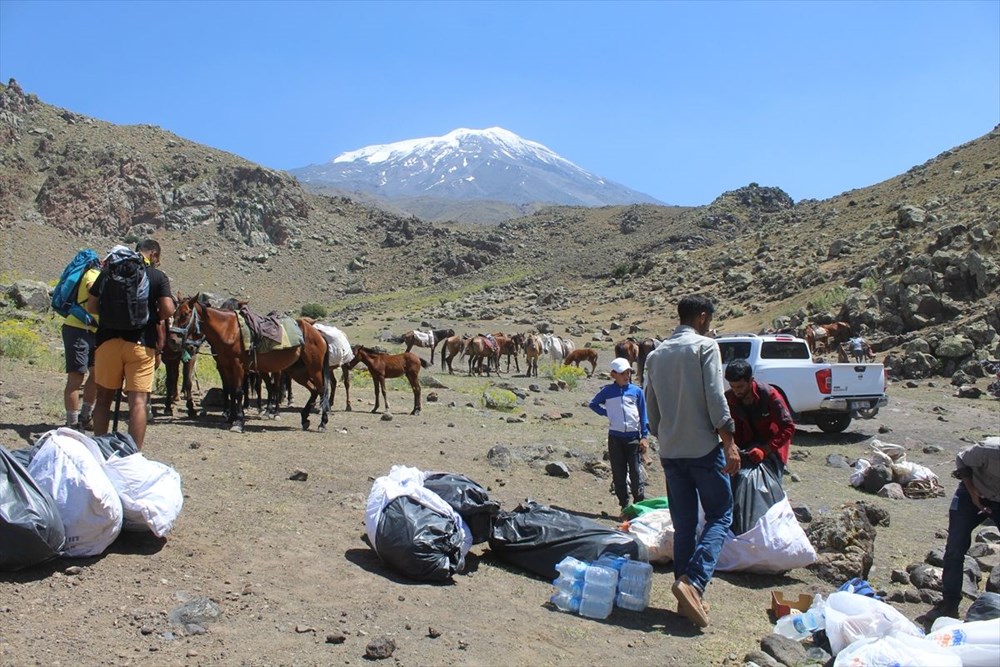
[136,239,161,254]
[677,294,715,323]
[725,358,753,382]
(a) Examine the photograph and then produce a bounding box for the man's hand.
[722,443,741,475]
[744,448,765,465]
[638,438,648,454]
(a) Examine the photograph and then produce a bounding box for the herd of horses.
[160,294,868,434]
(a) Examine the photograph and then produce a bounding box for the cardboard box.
[770,591,812,619]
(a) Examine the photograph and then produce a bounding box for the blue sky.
[1,0,997,206]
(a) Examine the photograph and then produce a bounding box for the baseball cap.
[610,358,632,374]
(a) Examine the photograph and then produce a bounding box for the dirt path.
[1,358,996,666]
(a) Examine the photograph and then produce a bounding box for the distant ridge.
[289,127,661,222]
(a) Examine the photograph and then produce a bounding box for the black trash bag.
[966,592,1000,622]
[423,472,501,544]
[0,446,66,571]
[730,459,786,536]
[92,432,139,460]
[374,495,466,581]
[487,500,647,579]
[861,464,892,494]
[8,447,36,468]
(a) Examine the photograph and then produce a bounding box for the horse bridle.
[169,301,207,361]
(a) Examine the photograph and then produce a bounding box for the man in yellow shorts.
[86,240,174,449]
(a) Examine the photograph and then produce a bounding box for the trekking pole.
[112,387,123,433]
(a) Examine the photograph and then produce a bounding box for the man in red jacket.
[724,359,795,480]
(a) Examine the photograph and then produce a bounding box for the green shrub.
[544,362,586,390]
[861,276,878,294]
[481,387,518,411]
[809,286,848,314]
[0,319,44,361]
[300,303,328,319]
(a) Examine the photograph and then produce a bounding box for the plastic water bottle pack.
[550,554,653,619]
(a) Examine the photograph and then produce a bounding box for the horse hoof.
[230,424,244,433]
[317,425,327,433]
[302,421,310,431]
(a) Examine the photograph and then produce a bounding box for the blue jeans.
[942,483,1000,604]
[662,446,733,592]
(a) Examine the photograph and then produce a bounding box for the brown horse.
[346,345,430,415]
[563,348,598,377]
[172,296,329,433]
[403,328,455,364]
[804,321,852,354]
[163,319,200,419]
[494,333,521,374]
[439,334,469,374]
[636,337,659,385]
[522,333,544,377]
[614,338,639,368]
[464,335,498,376]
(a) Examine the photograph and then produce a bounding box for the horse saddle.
[237,310,303,354]
[481,334,498,353]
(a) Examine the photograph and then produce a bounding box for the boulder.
[486,444,513,469]
[806,503,876,584]
[8,280,49,312]
[897,205,926,228]
[936,335,975,359]
[877,483,906,499]
[545,461,570,478]
[760,634,809,667]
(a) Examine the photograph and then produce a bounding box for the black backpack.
[98,249,150,330]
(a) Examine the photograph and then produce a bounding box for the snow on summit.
[290,127,661,209]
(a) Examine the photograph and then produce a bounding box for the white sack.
[833,635,961,667]
[926,618,1000,667]
[364,465,472,556]
[825,591,924,656]
[103,453,183,537]
[850,459,871,488]
[28,429,122,557]
[315,323,354,367]
[411,329,435,347]
[626,498,816,573]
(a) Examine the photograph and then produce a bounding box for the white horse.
[542,334,576,363]
[314,323,355,412]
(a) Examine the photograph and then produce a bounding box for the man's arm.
[767,388,795,453]
[643,358,660,436]
[702,341,739,474]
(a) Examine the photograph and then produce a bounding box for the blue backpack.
[51,249,100,326]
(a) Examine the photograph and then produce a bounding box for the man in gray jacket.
[644,294,739,627]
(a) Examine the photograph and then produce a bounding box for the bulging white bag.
[833,635,961,667]
[825,591,924,656]
[27,430,123,557]
[103,453,183,537]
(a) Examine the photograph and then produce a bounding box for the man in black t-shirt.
[86,239,174,449]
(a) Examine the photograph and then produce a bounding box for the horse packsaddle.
[412,329,435,347]
[236,308,303,354]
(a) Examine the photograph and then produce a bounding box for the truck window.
[718,342,751,364]
[761,341,811,359]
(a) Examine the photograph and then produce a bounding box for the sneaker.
[672,575,709,627]
[79,415,93,431]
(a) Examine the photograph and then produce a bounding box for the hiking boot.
[79,414,93,431]
[672,576,709,627]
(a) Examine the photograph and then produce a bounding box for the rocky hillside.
[1,78,998,386]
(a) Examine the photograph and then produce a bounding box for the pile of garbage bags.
[1,428,183,571]
[849,439,945,499]
[364,465,647,581]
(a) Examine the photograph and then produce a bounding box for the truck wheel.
[816,414,852,433]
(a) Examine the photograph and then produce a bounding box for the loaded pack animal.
[314,323,355,412]
[521,333,545,377]
[346,345,430,415]
[172,295,329,433]
[563,348,598,377]
[403,327,455,364]
[439,334,469,374]
[542,334,575,363]
[464,335,499,376]
[804,321,852,354]
[636,337,659,384]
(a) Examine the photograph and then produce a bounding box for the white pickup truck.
[716,333,889,434]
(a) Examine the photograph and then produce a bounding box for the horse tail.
[420,357,431,369]
[440,347,447,372]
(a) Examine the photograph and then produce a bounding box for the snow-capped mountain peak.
[290,127,659,212]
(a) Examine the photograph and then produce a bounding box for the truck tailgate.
[830,364,885,397]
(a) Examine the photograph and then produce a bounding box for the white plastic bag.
[890,461,938,485]
[27,429,123,557]
[833,635,961,667]
[825,591,924,656]
[850,459,871,488]
[925,618,1000,667]
[626,508,674,564]
[103,453,183,537]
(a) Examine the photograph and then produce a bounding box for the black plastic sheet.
[0,446,66,571]
[92,432,139,460]
[375,495,465,581]
[423,472,500,544]
[730,459,786,536]
[488,500,647,579]
[966,592,1000,622]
